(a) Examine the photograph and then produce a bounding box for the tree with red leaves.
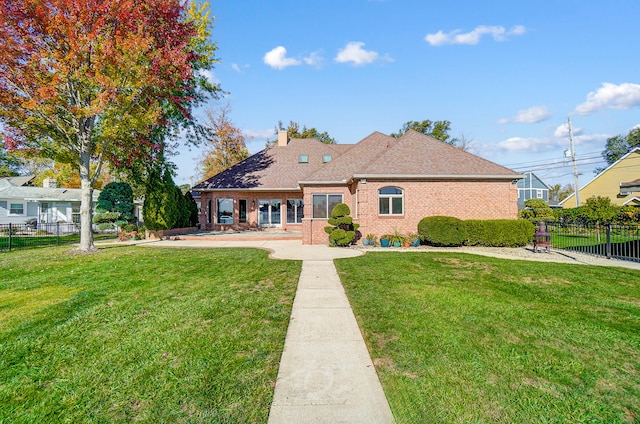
[0,0,220,251]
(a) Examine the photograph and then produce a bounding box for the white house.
[0,176,100,225]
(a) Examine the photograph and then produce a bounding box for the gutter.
[193,187,302,192]
[351,174,524,180]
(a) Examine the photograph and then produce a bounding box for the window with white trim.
[536,189,543,199]
[378,186,403,215]
[287,199,304,223]
[312,194,342,218]
[9,202,25,215]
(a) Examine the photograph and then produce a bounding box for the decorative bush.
[94,182,136,231]
[466,219,535,247]
[519,199,555,223]
[324,203,360,246]
[418,216,467,246]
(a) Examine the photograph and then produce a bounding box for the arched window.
[378,186,403,215]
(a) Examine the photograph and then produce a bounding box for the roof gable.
[358,130,519,177]
[193,130,521,191]
[561,147,640,205]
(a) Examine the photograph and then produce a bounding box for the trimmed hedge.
[418,216,467,247]
[418,216,536,247]
[465,219,535,247]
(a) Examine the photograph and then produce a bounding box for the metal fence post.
[8,223,12,252]
[56,222,60,245]
[606,224,611,259]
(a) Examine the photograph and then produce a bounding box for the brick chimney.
[277,130,288,147]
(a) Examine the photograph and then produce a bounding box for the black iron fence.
[0,222,81,252]
[546,222,640,262]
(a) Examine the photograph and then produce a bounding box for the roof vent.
[298,154,309,163]
[322,154,331,163]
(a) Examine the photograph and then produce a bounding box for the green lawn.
[0,246,300,423]
[336,252,640,423]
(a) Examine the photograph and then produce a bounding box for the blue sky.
[174,0,640,189]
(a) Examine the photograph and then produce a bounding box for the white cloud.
[303,51,324,67]
[573,82,640,115]
[498,106,551,124]
[495,136,561,153]
[263,46,301,70]
[243,128,274,140]
[553,122,583,138]
[197,69,219,85]
[425,25,526,46]
[334,42,391,65]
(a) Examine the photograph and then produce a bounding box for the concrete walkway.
[139,239,395,423]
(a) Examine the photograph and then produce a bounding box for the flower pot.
[362,239,370,246]
[411,238,420,247]
[393,241,401,247]
[380,239,391,248]
[403,242,411,247]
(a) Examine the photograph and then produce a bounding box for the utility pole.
[568,117,580,207]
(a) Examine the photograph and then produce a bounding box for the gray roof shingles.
[193,131,520,191]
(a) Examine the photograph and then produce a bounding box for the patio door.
[258,199,281,227]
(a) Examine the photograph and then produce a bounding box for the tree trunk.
[78,145,95,251]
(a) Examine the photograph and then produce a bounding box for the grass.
[0,245,301,423]
[335,252,640,423]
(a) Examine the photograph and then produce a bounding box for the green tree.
[519,198,554,222]
[266,120,337,147]
[598,127,640,171]
[0,0,220,251]
[200,105,250,179]
[391,119,455,144]
[93,182,135,230]
[184,191,199,227]
[0,145,22,176]
[143,170,189,231]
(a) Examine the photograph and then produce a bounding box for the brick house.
[192,130,522,245]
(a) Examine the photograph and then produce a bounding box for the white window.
[378,186,403,215]
[287,199,304,223]
[312,194,343,218]
[536,189,543,199]
[9,202,25,215]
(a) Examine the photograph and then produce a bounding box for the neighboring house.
[517,171,551,209]
[0,176,100,225]
[560,148,640,208]
[192,130,523,245]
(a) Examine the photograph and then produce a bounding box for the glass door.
[258,199,281,227]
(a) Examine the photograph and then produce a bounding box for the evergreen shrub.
[418,216,467,246]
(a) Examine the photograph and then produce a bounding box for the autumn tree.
[266,120,337,147]
[0,0,219,251]
[199,105,249,179]
[391,119,455,143]
[549,183,574,203]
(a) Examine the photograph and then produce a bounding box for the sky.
[173,0,640,190]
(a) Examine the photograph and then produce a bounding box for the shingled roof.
[193,130,520,191]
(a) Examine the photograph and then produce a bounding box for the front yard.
[335,252,640,423]
[0,246,300,423]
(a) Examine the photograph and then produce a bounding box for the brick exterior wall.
[199,179,518,245]
[303,179,518,245]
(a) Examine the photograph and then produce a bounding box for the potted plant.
[379,234,391,248]
[391,228,404,247]
[363,233,377,246]
[407,232,420,247]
